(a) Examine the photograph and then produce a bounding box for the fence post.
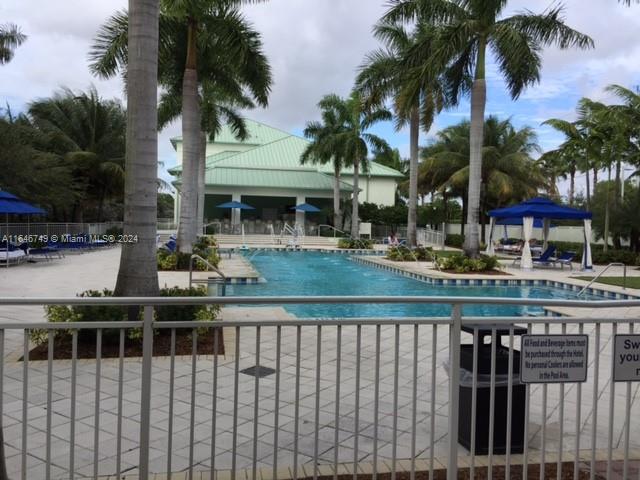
[447,304,462,480]
[139,305,154,479]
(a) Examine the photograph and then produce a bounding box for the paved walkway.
[0,247,638,479]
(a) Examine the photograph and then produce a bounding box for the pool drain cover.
[241,365,276,378]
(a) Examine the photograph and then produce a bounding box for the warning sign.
[520,334,588,384]
[613,335,640,382]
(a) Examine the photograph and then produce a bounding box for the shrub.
[157,236,220,271]
[386,246,435,262]
[337,238,373,249]
[445,234,464,249]
[34,287,219,346]
[436,254,501,273]
[591,249,638,266]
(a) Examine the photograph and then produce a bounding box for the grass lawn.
[575,276,640,289]
[432,250,464,258]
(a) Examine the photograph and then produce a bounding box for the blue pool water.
[225,251,603,317]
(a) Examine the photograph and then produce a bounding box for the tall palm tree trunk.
[463,40,487,258]
[333,164,342,229]
[407,107,419,247]
[351,159,360,238]
[593,167,598,188]
[176,21,200,253]
[569,169,576,205]
[114,0,160,297]
[197,130,206,236]
[604,166,611,253]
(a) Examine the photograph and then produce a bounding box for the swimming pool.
[225,251,604,317]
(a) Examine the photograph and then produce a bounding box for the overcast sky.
[1,0,639,199]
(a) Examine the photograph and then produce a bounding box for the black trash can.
[457,325,527,455]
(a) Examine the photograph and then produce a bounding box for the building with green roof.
[169,119,404,228]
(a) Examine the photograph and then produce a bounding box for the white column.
[231,192,241,226]
[521,216,534,270]
[582,219,593,271]
[485,217,496,255]
[295,195,305,228]
[173,192,180,225]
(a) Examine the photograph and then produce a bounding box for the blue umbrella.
[290,203,321,213]
[216,201,255,210]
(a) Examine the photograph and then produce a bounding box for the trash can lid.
[461,324,528,337]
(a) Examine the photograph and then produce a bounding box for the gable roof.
[170,118,291,149]
[169,134,405,179]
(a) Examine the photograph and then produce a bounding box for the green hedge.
[337,238,373,249]
[34,287,219,345]
[445,234,464,248]
[386,246,435,261]
[552,241,639,265]
[436,254,501,273]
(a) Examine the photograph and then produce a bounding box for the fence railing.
[417,227,446,248]
[0,222,123,238]
[1,295,639,480]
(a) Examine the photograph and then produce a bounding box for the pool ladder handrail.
[316,224,347,237]
[576,262,626,296]
[189,254,227,289]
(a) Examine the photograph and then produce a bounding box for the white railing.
[0,222,123,238]
[417,227,446,249]
[0,295,639,479]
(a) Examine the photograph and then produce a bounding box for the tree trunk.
[114,0,160,298]
[333,164,342,229]
[569,169,575,205]
[351,159,360,238]
[197,130,206,236]
[463,39,487,258]
[593,167,598,187]
[407,107,419,247]
[176,21,200,253]
[603,167,611,253]
[585,168,591,210]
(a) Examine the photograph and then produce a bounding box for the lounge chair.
[512,245,556,266]
[553,251,576,270]
[162,239,177,253]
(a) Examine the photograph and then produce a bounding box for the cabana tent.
[487,197,592,271]
[0,191,46,267]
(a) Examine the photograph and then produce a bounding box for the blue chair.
[163,239,177,253]
[532,245,557,266]
[553,251,576,270]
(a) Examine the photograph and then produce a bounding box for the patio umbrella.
[290,203,321,213]
[0,191,46,267]
[216,201,255,210]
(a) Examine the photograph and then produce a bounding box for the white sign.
[520,335,588,384]
[613,335,640,382]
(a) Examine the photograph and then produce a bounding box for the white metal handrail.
[316,224,347,237]
[577,262,627,296]
[188,254,226,289]
[0,296,640,480]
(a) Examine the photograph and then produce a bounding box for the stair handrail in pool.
[189,254,226,289]
[577,262,627,296]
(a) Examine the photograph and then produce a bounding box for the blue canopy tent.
[488,197,592,270]
[0,191,46,267]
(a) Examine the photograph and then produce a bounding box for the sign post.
[520,335,589,384]
[613,335,640,382]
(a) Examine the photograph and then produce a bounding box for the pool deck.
[0,246,639,478]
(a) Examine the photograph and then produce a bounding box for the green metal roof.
[170,119,290,149]
[168,120,404,192]
[174,167,354,192]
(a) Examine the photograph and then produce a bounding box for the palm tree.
[0,23,26,65]
[421,117,545,241]
[307,92,391,238]
[357,20,452,247]
[302,103,348,229]
[90,0,270,252]
[29,87,126,222]
[384,0,593,256]
[115,0,160,297]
